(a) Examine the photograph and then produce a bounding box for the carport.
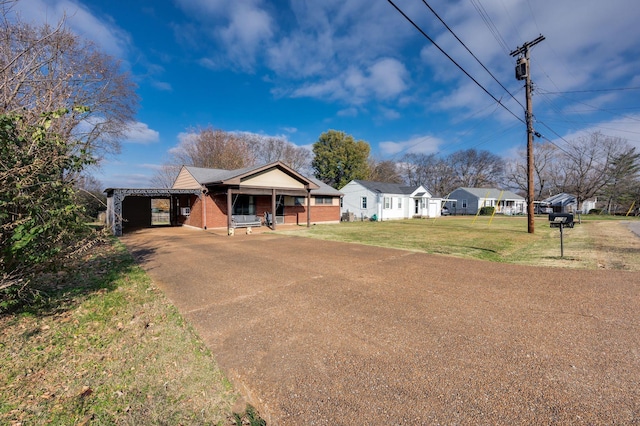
[105,188,202,236]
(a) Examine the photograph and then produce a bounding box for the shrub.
[1,109,93,295]
[479,206,495,215]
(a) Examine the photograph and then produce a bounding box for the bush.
[1,109,93,294]
[479,206,495,215]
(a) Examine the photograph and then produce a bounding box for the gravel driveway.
[121,227,640,425]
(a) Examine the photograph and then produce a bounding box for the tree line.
[158,127,639,215]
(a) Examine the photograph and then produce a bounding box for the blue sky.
[16,0,640,188]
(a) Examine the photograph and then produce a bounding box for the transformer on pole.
[510,35,545,234]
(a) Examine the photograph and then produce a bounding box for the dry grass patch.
[285,216,640,271]
[0,239,245,425]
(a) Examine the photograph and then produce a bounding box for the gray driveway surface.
[121,227,640,425]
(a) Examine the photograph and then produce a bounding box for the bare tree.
[0,12,138,162]
[504,141,558,199]
[401,153,456,197]
[368,159,403,184]
[447,149,504,189]
[172,127,257,170]
[150,164,182,188]
[552,132,623,210]
[255,136,311,172]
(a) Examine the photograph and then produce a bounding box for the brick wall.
[184,194,340,229]
[290,205,340,225]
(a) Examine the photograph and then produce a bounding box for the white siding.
[340,181,378,220]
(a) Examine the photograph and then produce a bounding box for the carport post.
[227,189,232,232]
[271,188,277,230]
[307,189,311,227]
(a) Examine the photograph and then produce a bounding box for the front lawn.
[285,215,640,270]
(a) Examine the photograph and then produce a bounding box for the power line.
[539,87,640,95]
[386,0,524,125]
[470,0,511,55]
[538,88,640,123]
[419,0,524,110]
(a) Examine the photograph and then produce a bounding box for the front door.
[415,199,419,215]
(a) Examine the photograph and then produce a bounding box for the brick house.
[172,161,342,231]
[106,161,342,236]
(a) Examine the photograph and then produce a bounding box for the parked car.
[441,207,451,216]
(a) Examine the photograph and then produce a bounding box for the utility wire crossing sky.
[15,0,640,188]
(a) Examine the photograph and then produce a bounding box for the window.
[384,197,391,209]
[462,199,467,209]
[294,197,305,206]
[233,195,255,215]
[361,197,367,209]
[315,196,332,205]
[397,198,402,209]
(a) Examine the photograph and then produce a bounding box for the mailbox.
[549,213,574,228]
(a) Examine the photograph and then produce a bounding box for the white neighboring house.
[443,187,526,215]
[340,180,442,221]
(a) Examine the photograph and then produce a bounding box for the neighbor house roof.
[542,193,576,206]
[455,187,524,200]
[351,180,418,195]
[308,177,343,196]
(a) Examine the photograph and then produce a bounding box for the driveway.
[121,227,640,425]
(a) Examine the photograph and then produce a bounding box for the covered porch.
[173,162,325,234]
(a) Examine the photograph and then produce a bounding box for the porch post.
[307,189,311,228]
[201,188,208,230]
[271,188,277,230]
[227,189,233,232]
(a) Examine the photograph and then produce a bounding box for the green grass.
[0,238,251,425]
[284,215,640,270]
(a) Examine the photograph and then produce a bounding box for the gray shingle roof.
[184,165,264,184]
[352,180,418,195]
[183,164,342,196]
[308,177,343,196]
[456,187,524,200]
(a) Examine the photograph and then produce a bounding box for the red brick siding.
[308,205,341,223]
[207,194,230,228]
[183,194,340,229]
[183,195,202,228]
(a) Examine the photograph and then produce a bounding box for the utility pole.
[511,35,544,234]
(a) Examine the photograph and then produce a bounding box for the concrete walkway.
[121,227,640,425]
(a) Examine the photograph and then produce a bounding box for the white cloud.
[169,131,198,155]
[379,135,444,156]
[292,58,409,104]
[151,81,173,92]
[12,0,132,58]
[555,113,640,151]
[337,107,359,117]
[123,122,160,144]
[175,0,274,71]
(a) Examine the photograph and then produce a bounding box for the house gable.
[410,185,432,198]
[172,167,201,189]
[241,168,306,189]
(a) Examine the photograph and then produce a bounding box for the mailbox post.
[549,213,574,258]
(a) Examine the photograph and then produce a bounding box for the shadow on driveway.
[121,227,640,425]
